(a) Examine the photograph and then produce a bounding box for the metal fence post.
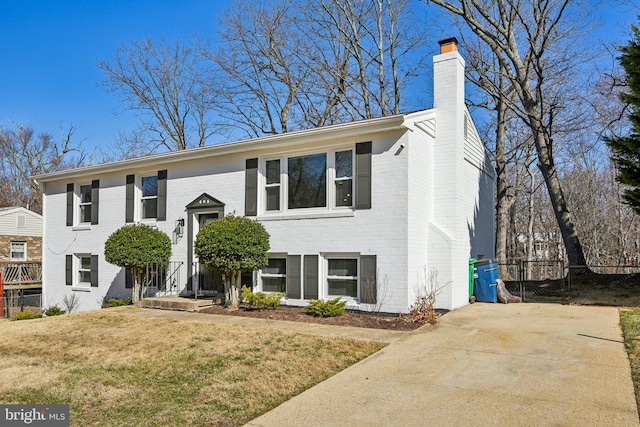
[0,272,4,318]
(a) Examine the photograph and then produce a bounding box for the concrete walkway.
[246,303,639,427]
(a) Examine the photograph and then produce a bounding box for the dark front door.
[197,213,224,294]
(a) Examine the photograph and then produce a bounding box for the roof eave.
[33,113,409,183]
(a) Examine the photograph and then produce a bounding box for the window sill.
[72,224,92,231]
[138,219,158,228]
[71,286,91,292]
[258,210,355,221]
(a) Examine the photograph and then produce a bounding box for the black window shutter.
[286,255,301,299]
[355,142,372,209]
[66,183,74,226]
[91,255,99,287]
[360,255,377,304]
[303,255,319,300]
[157,170,167,221]
[91,179,99,225]
[125,269,133,289]
[245,158,258,216]
[125,174,135,223]
[65,255,73,286]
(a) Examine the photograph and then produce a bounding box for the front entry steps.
[141,295,220,312]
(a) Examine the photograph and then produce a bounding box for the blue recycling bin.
[474,259,499,303]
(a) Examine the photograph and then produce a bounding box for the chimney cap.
[438,37,459,54]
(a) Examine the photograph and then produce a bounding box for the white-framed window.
[261,257,286,293]
[262,148,354,213]
[10,242,26,261]
[334,150,353,207]
[77,254,92,286]
[288,153,327,209]
[79,183,92,223]
[265,159,281,212]
[326,257,358,298]
[141,175,158,219]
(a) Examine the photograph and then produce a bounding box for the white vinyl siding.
[0,210,42,237]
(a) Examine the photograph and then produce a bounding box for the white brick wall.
[40,46,495,315]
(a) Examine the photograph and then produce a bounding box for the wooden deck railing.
[0,262,42,284]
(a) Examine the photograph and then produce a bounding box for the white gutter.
[33,113,409,183]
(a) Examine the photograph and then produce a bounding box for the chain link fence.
[501,260,640,306]
[3,290,42,318]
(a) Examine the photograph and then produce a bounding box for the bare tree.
[426,0,592,266]
[98,37,215,152]
[206,0,426,138]
[0,122,86,213]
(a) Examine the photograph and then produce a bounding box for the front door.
[197,213,224,294]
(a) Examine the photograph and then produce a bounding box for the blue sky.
[0,1,636,155]
[0,0,226,153]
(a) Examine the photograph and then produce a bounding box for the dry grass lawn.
[620,309,640,415]
[0,308,384,426]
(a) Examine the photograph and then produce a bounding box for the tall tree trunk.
[532,127,587,266]
[494,90,509,267]
[526,163,536,279]
[428,0,588,268]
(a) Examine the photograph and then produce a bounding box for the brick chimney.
[432,36,468,309]
[438,36,459,54]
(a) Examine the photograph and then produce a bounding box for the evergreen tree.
[607,22,640,214]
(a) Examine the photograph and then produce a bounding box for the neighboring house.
[0,207,42,264]
[34,38,495,314]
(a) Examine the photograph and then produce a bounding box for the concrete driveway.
[246,303,639,426]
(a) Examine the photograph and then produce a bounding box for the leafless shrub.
[62,293,80,314]
[363,272,392,315]
[409,267,448,324]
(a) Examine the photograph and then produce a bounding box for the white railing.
[1,262,42,284]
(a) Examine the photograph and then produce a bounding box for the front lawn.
[0,308,383,426]
[620,309,640,414]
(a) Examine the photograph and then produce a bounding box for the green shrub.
[107,298,132,307]
[14,309,40,320]
[44,305,66,316]
[305,297,346,317]
[241,285,284,309]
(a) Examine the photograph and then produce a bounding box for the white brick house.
[34,38,495,314]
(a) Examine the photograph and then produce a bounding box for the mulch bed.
[199,304,432,331]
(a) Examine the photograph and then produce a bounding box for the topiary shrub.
[305,297,346,317]
[44,305,66,316]
[104,224,172,303]
[107,298,132,307]
[14,309,40,320]
[195,215,270,308]
[241,285,284,310]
